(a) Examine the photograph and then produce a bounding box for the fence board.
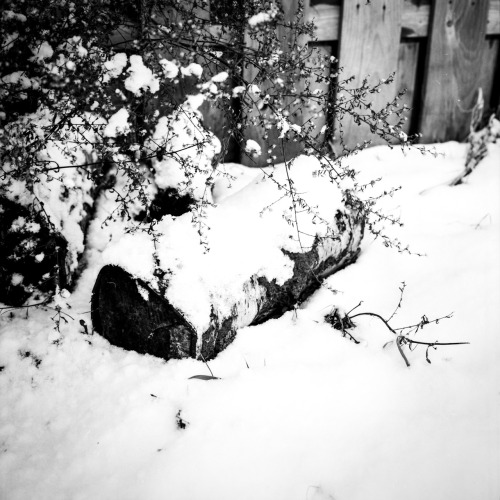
[401,0,430,38]
[309,0,499,41]
[420,0,490,142]
[488,0,500,34]
[308,2,341,41]
[337,1,402,149]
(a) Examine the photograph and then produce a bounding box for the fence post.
[419,0,489,143]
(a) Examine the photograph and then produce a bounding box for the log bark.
[91,202,364,361]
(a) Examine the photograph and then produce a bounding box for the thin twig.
[346,301,363,316]
[398,337,469,347]
[349,311,397,334]
[393,312,453,332]
[0,300,50,311]
[199,353,215,378]
[387,282,405,322]
[397,335,469,366]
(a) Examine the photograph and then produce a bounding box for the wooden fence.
[196,0,500,166]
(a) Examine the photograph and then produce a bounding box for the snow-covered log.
[91,156,365,360]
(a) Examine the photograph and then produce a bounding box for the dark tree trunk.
[91,203,365,361]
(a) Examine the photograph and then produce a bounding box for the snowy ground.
[1,141,499,500]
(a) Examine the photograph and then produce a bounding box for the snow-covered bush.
[0,0,416,305]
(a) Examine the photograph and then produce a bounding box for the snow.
[10,216,40,233]
[159,59,179,79]
[211,71,229,83]
[145,104,220,199]
[232,85,246,97]
[1,142,500,500]
[30,41,53,62]
[248,7,278,27]
[0,123,95,274]
[2,10,27,22]
[1,71,33,89]
[124,55,160,95]
[180,63,203,78]
[10,274,23,286]
[211,162,269,203]
[104,108,130,137]
[244,139,262,157]
[103,53,128,82]
[31,139,95,271]
[184,93,205,110]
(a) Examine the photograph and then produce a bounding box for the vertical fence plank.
[487,0,500,34]
[419,0,489,142]
[336,0,402,149]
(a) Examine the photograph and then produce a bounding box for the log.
[91,192,364,361]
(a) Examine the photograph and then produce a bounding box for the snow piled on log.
[99,155,347,334]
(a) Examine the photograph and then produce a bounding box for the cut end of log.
[91,265,197,359]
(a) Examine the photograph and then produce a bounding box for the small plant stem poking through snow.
[387,282,405,322]
[325,286,465,366]
[199,353,215,378]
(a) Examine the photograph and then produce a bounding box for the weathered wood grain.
[307,2,341,41]
[308,1,430,40]
[307,0,499,41]
[487,0,500,34]
[336,1,402,148]
[401,0,431,38]
[420,0,490,142]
